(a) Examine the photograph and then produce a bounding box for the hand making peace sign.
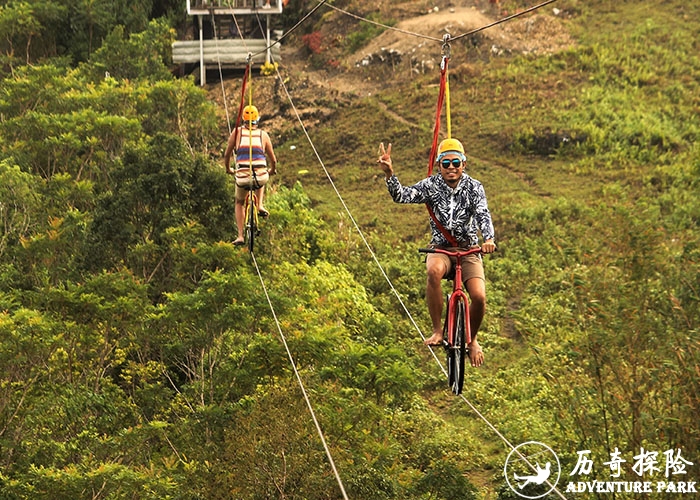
[376,142,393,179]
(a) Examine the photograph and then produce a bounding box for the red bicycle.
[419,246,482,395]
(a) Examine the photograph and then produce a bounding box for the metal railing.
[188,0,283,10]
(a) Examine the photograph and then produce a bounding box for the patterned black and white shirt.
[386,173,495,247]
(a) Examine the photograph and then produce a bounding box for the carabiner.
[441,34,452,60]
[441,34,451,70]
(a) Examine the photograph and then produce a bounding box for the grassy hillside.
[0,0,698,498]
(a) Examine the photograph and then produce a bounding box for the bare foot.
[233,237,245,246]
[468,338,484,367]
[424,332,444,347]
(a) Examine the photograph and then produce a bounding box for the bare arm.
[223,128,240,173]
[263,131,277,175]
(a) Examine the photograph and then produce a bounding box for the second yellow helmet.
[242,105,260,122]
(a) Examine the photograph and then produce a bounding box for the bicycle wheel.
[246,192,257,253]
[450,298,467,395]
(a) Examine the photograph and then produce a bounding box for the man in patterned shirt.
[376,139,496,367]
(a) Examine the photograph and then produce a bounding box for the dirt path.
[346,5,574,69]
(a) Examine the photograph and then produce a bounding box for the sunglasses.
[440,158,463,168]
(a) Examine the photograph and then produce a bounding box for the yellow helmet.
[242,105,259,122]
[438,138,465,155]
[437,138,466,162]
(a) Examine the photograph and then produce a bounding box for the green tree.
[0,1,42,72]
[86,133,233,285]
[0,160,39,259]
[81,19,174,82]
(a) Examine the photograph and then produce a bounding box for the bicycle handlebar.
[418,246,483,257]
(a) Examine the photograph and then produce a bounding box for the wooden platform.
[172,39,279,66]
[174,0,284,84]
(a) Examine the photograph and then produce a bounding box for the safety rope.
[213,15,349,498]
[209,8,232,134]
[444,36,452,140]
[230,61,250,163]
[249,252,350,500]
[247,61,254,179]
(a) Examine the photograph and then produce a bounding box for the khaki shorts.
[234,168,269,202]
[426,248,485,282]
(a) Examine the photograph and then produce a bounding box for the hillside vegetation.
[0,0,698,498]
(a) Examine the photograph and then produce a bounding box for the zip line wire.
[452,0,560,41]
[321,2,441,42]
[215,1,568,497]
[320,0,561,45]
[247,0,330,60]
[244,0,562,60]
[248,0,562,59]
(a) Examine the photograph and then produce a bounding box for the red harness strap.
[426,56,460,248]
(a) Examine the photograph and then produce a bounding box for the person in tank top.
[224,105,277,246]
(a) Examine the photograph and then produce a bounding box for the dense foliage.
[0,0,698,498]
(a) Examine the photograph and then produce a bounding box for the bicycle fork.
[446,290,471,349]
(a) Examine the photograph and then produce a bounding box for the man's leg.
[465,277,486,366]
[424,254,450,345]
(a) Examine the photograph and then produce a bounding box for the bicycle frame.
[443,248,480,348]
[243,187,259,253]
[244,190,258,225]
[420,246,482,337]
[419,246,482,394]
